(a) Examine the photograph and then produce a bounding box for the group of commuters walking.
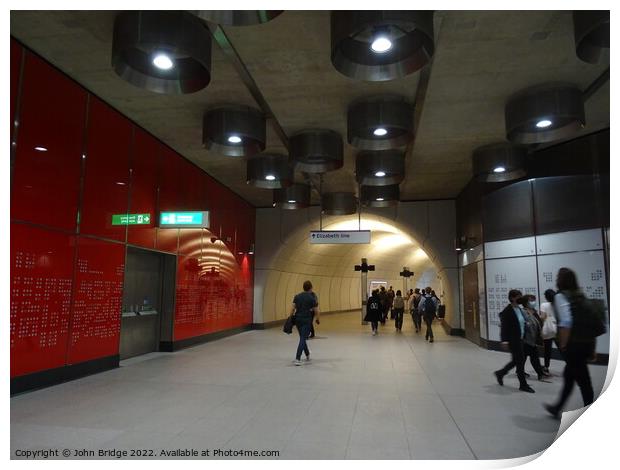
[494,267,604,420]
[364,285,440,341]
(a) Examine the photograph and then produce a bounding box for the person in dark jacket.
[518,294,548,381]
[378,286,388,325]
[494,289,535,393]
[545,268,596,419]
[288,280,320,366]
[412,288,422,333]
[419,287,438,342]
[387,286,396,319]
[364,289,382,336]
[393,290,405,332]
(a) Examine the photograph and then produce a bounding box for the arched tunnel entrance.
[253,203,459,332]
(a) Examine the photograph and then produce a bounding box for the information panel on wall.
[485,256,539,342]
[309,230,371,244]
[537,250,609,354]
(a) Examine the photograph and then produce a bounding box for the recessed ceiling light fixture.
[203,106,266,157]
[290,129,343,173]
[348,96,414,150]
[331,11,435,81]
[356,150,405,186]
[246,154,292,189]
[152,53,174,70]
[536,119,552,128]
[273,183,312,210]
[505,84,585,144]
[472,143,526,183]
[373,128,388,136]
[190,10,283,26]
[34,146,48,152]
[361,184,400,208]
[112,11,212,94]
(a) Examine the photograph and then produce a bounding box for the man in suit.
[494,289,535,393]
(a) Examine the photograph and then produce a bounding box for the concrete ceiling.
[10,10,609,207]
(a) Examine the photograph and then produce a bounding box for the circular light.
[374,171,386,177]
[493,166,506,173]
[288,200,296,204]
[373,128,388,137]
[376,197,384,201]
[152,53,174,70]
[265,175,276,181]
[34,146,48,152]
[536,119,552,128]
[371,36,392,53]
[228,135,242,144]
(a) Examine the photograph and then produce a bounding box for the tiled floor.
[11,312,608,460]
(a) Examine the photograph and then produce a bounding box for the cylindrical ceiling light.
[505,84,585,145]
[355,150,405,186]
[203,106,266,157]
[321,192,358,215]
[573,11,610,64]
[290,129,344,173]
[112,11,212,94]
[361,184,400,208]
[190,10,283,26]
[246,154,293,189]
[273,183,312,210]
[331,10,434,81]
[348,96,414,150]
[472,143,527,183]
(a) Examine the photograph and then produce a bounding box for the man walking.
[289,280,320,366]
[494,289,535,393]
[418,287,438,342]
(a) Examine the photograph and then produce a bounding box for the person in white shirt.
[539,289,558,375]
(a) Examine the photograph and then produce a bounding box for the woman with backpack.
[393,290,405,332]
[539,289,559,375]
[364,289,382,336]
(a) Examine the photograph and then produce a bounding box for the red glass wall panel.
[11,38,22,139]
[10,224,75,377]
[66,237,125,364]
[80,97,131,242]
[127,128,160,249]
[11,52,87,231]
[174,254,209,340]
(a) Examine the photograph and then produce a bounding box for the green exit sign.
[159,211,210,228]
[112,213,151,225]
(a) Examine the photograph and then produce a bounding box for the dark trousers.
[553,342,595,410]
[381,308,388,324]
[390,305,395,319]
[497,341,528,387]
[543,338,561,369]
[424,314,434,339]
[309,312,316,338]
[295,321,311,360]
[394,308,404,330]
[523,343,545,377]
[413,309,422,331]
[371,321,378,331]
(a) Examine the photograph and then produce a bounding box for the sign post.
[399,267,414,296]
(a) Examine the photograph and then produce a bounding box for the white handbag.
[542,314,557,339]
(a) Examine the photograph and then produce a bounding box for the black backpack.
[423,294,436,315]
[567,293,607,342]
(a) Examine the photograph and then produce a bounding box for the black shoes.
[429,338,434,343]
[519,385,535,393]
[544,404,560,419]
[494,370,504,386]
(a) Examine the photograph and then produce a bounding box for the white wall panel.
[460,244,484,266]
[536,229,603,255]
[485,237,536,259]
[537,250,609,354]
[485,256,538,341]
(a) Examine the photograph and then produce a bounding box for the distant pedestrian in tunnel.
[419,287,438,342]
[388,286,395,319]
[289,280,320,366]
[364,289,382,336]
[393,290,405,332]
[494,289,535,393]
[412,288,423,333]
[379,286,388,325]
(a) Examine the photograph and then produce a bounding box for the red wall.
[10,39,255,378]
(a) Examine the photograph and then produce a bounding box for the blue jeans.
[296,321,312,360]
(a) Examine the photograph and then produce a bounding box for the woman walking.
[539,289,558,375]
[393,290,405,332]
[288,280,320,365]
[518,294,548,380]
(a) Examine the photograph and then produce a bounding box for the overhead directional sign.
[310,230,371,244]
[159,211,210,228]
[112,213,151,225]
